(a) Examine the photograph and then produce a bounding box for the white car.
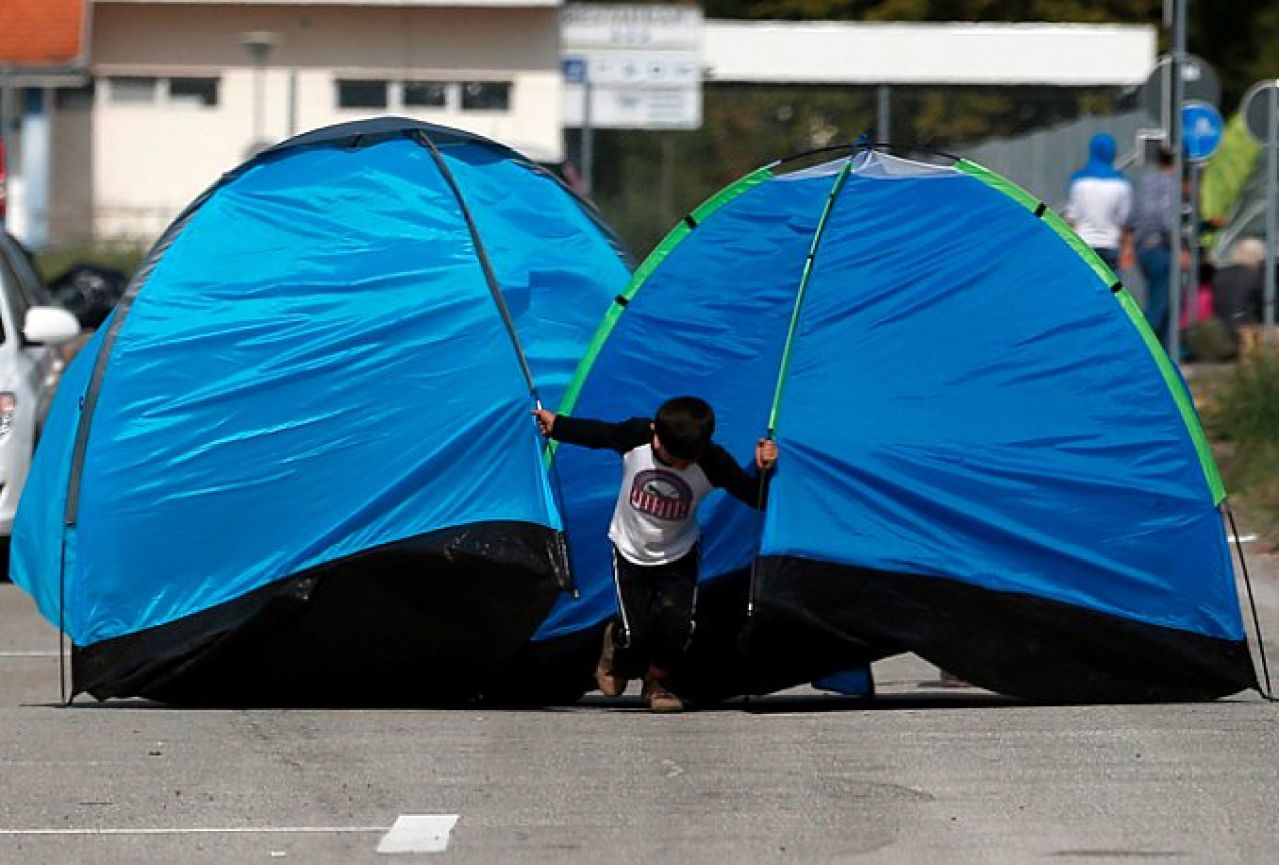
[0,230,82,551]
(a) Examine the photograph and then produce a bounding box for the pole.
[659,134,675,231]
[286,69,298,138]
[0,66,14,229]
[1189,161,1202,322]
[1167,0,1186,361]
[1266,82,1277,344]
[581,76,594,197]
[877,84,891,143]
[253,59,265,145]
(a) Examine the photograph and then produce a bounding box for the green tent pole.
[764,159,855,438]
[748,156,856,626]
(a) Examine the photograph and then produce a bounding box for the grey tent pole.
[415,130,574,592]
[58,530,68,705]
[414,130,540,402]
[1225,504,1275,701]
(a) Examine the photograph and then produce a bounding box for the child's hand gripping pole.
[532,400,577,597]
[747,431,777,619]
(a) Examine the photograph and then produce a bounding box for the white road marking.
[0,826,385,836]
[376,815,458,855]
[1231,533,1259,543]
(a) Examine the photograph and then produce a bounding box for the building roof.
[96,0,560,7]
[0,0,88,68]
[704,21,1157,86]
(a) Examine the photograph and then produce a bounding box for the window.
[169,78,219,108]
[403,82,447,109]
[108,77,159,104]
[334,80,513,113]
[55,82,96,110]
[461,82,510,111]
[337,80,388,110]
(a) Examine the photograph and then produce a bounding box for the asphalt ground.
[2,538,1277,864]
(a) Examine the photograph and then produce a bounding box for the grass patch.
[1203,351,1279,540]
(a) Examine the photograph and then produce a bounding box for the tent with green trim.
[525,147,1259,704]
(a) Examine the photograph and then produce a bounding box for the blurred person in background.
[1212,236,1266,338]
[1130,148,1177,349]
[1064,132,1132,275]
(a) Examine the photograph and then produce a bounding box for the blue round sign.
[1182,101,1224,163]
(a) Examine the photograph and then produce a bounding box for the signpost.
[561,4,703,195]
[1138,36,1222,356]
[1141,53,1221,130]
[1241,79,1279,345]
[1182,101,1223,324]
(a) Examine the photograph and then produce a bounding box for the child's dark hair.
[654,396,715,460]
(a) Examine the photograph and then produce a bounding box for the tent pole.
[58,529,69,706]
[414,131,539,400]
[1225,503,1275,700]
[746,150,858,671]
[415,130,575,592]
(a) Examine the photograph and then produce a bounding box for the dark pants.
[1139,246,1172,349]
[1094,246,1120,274]
[610,545,699,677]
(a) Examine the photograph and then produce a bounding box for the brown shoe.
[642,672,684,714]
[594,622,628,697]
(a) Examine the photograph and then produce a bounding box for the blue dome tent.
[531,147,1260,704]
[12,118,632,705]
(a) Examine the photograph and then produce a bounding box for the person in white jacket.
[1064,132,1133,275]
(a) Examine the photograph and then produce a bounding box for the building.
[26,0,565,245]
[8,5,1158,248]
[0,0,91,246]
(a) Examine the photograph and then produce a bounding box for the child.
[532,396,778,713]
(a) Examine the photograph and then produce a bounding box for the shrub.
[1209,350,1279,537]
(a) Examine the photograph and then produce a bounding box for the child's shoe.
[594,622,628,697]
[642,668,684,713]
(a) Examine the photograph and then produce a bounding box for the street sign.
[1242,79,1279,143]
[1239,79,1279,342]
[1181,101,1223,163]
[1141,53,1220,127]
[561,57,587,86]
[561,3,703,131]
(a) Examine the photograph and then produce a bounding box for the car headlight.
[0,393,15,438]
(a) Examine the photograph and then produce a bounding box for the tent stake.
[58,528,69,706]
[1226,503,1275,701]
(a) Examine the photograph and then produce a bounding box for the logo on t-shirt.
[629,469,693,521]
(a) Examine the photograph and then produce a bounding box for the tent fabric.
[12,118,631,703]
[535,149,1255,702]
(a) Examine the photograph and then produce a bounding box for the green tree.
[580,0,1277,255]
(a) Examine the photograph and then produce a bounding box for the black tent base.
[492,567,889,708]
[751,556,1259,704]
[502,557,1258,708]
[72,522,564,707]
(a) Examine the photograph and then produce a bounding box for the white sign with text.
[561,4,703,130]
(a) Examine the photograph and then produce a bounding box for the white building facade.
[46,0,565,243]
[20,6,1158,247]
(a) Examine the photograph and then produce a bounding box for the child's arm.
[532,410,651,453]
[699,439,778,509]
